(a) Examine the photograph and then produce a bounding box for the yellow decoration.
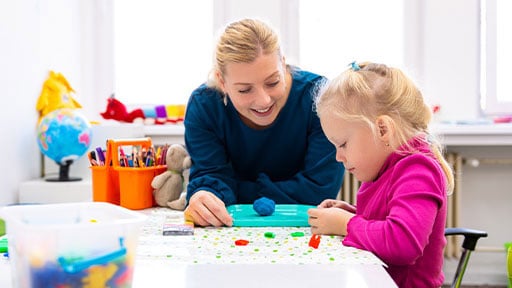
[36,70,82,123]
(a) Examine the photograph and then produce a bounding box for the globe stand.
[46,160,82,182]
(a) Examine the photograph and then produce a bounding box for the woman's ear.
[216,71,226,93]
[375,115,393,143]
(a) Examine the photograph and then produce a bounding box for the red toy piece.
[308,234,321,249]
[100,94,185,125]
[234,239,250,246]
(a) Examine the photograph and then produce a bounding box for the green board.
[227,204,315,227]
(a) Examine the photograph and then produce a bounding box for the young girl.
[308,62,454,287]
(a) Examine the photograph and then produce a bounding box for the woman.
[184,18,344,227]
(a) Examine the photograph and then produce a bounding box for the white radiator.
[445,152,463,258]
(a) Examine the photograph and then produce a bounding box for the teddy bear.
[151,144,191,210]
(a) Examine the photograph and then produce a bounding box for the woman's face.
[219,52,289,129]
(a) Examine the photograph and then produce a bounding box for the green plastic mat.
[227,204,315,227]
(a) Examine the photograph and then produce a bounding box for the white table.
[0,207,397,288]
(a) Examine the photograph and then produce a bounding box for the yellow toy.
[36,71,82,123]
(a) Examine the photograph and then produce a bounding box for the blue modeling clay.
[253,197,276,216]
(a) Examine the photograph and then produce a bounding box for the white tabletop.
[0,207,397,288]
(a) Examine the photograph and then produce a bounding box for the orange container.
[90,138,166,210]
[91,164,120,205]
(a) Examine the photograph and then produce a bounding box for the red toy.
[100,94,185,125]
[308,234,321,249]
[234,239,250,246]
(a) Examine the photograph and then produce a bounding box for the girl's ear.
[375,115,394,143]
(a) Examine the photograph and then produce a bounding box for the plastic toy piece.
[0,236,7,253]
[309,234,321,249]
[58,237,127,273]
[264,232,276,239]
[290,232,305,237]
[234,239,250,246]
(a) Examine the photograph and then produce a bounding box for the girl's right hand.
[307,207,354,236]
[317,199,356,213]
[184,190,233,227]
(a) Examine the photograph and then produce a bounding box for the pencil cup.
[116,166,166,210]
[91,165,120,205]
[90,137,166,210]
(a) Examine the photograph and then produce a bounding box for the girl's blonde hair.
[207,18,282,90]
[315,62,454,193]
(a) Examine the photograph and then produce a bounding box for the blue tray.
[227,204,315,227]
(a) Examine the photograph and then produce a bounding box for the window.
[113,0,214,106]
[298,0,405,79]
[481,0,512,115]
[112,0,407,107]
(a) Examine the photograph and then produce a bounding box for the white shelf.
[431,123,512,146]
[19,179,92,204]
[143,122,512,146]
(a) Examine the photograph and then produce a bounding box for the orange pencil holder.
[91,138,166,210]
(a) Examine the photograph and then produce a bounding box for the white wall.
[0,0,84,205]
[0,0,486,200]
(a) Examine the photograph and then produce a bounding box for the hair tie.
[349,61,360,71]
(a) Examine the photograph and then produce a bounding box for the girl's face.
[320,112,392,182]
[219,52,290,129]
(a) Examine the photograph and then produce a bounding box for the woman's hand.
[184,190,233,227]
[308,206,355,236]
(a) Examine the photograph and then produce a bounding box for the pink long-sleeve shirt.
[343,138,447,288]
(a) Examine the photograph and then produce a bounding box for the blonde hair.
[315,62,454,193]
[207,18,282,89]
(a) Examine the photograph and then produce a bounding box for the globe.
[37,108,93,181]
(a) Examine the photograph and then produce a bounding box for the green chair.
[445,227,488,288]
[505,242,512,288]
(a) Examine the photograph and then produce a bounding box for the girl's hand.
[184,190,233,227]
[317,199,357,213]
[308,207,355,236]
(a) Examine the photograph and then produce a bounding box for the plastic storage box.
[0,202,147,288]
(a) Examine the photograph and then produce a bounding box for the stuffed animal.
[151,144,191,210]
[100,94,185,125]
[36,71,82,123]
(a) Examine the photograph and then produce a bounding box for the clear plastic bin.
[0,202,147,288]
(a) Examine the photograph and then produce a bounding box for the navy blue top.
[184,68,344,206]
